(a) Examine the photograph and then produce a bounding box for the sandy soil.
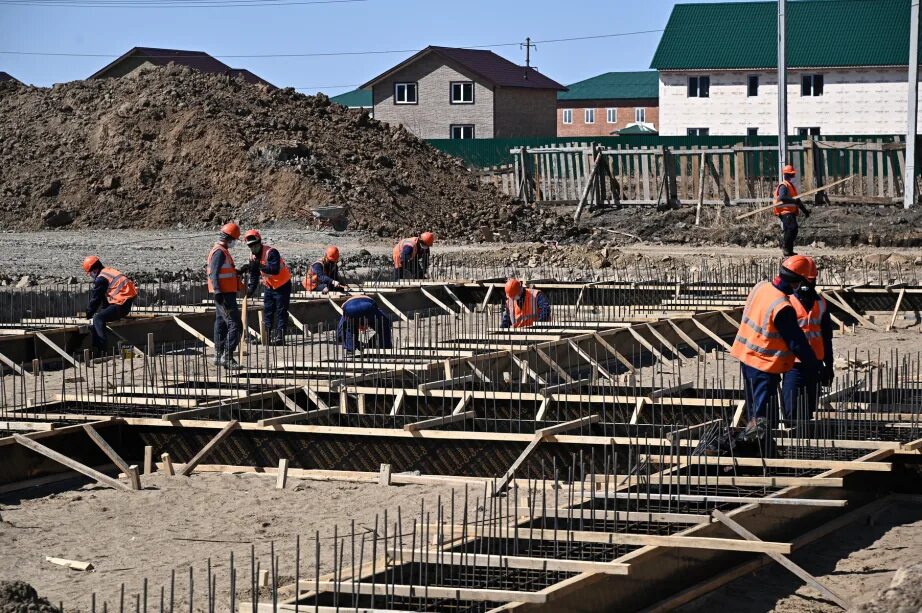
[679,499,922,612]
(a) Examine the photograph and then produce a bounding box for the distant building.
[361,45,567,139]
[88,47,274,88]
[557,71,659,137]
[331,88,372,111]
[0,72,22,84]
[651,0,922,136]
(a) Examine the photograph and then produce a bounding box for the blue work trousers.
[263,281,292,341]
[337,297,393,352]
[214,293,242,357]
[91,300,133,350]
[781,363,819,421]
[742,363,782,422]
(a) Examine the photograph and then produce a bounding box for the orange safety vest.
[392,237,421,269]
[252,246,291,290]
[303,258,335,292]
[730,281,796,374]
[98,267,137,306]
[506,288,545,329]
[790,294,827,362]
[772,180,800,216]
[206,242,241,294]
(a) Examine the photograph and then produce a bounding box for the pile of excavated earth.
[0,65,560,240]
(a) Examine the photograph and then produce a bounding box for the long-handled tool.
[735,175,857,220]
[239,294,248,363]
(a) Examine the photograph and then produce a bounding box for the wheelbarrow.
[311,205,350,232]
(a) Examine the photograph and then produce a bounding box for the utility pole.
[905,0,920,208]
[521,37,536,79]
[777,0,788,181]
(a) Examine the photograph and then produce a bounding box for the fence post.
[663,147,679,207]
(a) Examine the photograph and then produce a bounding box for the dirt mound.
[0,66,556,240]
[855,563,922,613]
[0,581,61,613]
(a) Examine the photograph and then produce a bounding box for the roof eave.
[87,46,145,79]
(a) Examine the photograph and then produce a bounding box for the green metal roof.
[615,124,659,135]
[331,88,372,107]
[558,71,659,101]
[652,0,919,70]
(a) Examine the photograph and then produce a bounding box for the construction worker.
[207,222,244,369]
[392,232,435,281]
[244,229,292,346]
[730,257,823,448]
[782,255,834,422]
[500,279,551,329]
[773,165,811,257]
[336,294,392,356]
[82,256,138,353]
[303,246,349,293]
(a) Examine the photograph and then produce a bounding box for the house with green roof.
[331,88,372,111]
[557,71,659,137]
[651,0,921,136]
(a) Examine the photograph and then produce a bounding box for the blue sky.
[1,0,730,93]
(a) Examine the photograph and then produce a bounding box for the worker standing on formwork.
[392,232,435,281]
[303,246,349,294]
[500,279,551,329]
[207,222,244,369]
[336,294,393,356]
[773,165,811,257]
[82,256,138,354]
[729,258,822,453]
[782,255,834,422]
[244,229,293,346]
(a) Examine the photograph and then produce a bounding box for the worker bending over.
[773,165,811,257]
[303,246,349,293]
[500,279,551,329]
[782,255,834,422]
[245,230,293,346]
[392,232,434,281]
[207,223,244,369]
[336,294,393,356]
[730,257,822,448]
[82,256,138,353]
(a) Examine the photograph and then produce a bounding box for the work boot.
[221,354,242,370]
[211,353,223,366]
[270,334,284,346]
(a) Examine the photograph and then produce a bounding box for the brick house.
[557,71,659,137]
[651,0,922,136]
[361,46,567,139]
[88,47,274,88]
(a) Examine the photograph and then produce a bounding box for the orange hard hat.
[782,164,797,176]
[82,255,101,273]
[420,231,435,247]
[244,229,261,244]
[505,278,523,299]
[325,246,340,262]
[781,255,818,281]
[221,222,241,239]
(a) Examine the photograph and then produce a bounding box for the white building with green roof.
[651,0,921,136]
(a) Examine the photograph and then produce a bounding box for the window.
[797,127,821,136]
[634,107,646,123]
[450,81,474,104]
[394,82,417,104]
[606,108,617,124]
[747,127,759,136]
[687,128,710,136]
[747,75,759,97]
[687,75,710,98]
[584,108,595,124]
[562,109,573,124]
[450,124,475,139]
[801,74,824,96]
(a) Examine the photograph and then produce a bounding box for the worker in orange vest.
[81,256,138,353]
[500,279,551,329]
[773,165,811,257]
[244,230,293,346]
[781,255,834,422]
[207,222,244,369]
[303,246,349,294]
[392,232,434,281]
[730,256,823,445]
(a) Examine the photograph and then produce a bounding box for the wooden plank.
[161,453,175,476]
[276,458,289,489]
[644,454,891,472]
[34,332,80,368]
[13,433,130,491]
[419,287,454,314]
[0,350,30,377]
[143,445,153,475]
[386,549,631,575]
[689,317,732,350]
[887,287,906,331]
[823,290,881,331]
[173,316,215,348]
[82,424,140,489]
[441,286,472,313]
[177,420,240,476]
[404,410,475,432]
[310,581,546,605]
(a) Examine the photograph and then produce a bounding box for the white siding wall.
[659,69,922,136]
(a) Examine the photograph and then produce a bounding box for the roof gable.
[88,47,273,87]
[652,0,919,70]
[558,71,659,101]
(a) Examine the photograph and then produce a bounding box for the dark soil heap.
[0,581,61,613]
[0,66,551,239]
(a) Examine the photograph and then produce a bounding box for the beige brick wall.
[372,55,494,139]
[493,87,559,138]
